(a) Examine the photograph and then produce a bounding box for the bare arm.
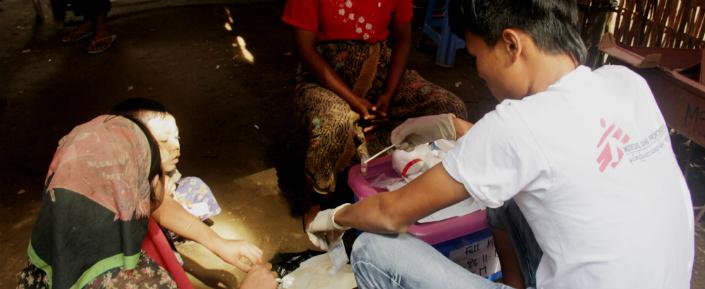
[152,195,220,249]
[384,21,412,97]
[333,164,470,233]
[375,21,412,116]
[294,29,374,118]
[152,193,263,271]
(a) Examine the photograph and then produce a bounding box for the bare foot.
[61,20,94,43]
[87,15,116,54]
[86,34,116,54]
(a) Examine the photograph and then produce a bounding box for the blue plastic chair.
[418,0,465,67]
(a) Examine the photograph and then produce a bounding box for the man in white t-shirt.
[304,0,695,288]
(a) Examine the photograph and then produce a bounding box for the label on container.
[448,236,501,278]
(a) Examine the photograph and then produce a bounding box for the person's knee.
[351,233,416,266]
[352,233,392,264]
[351,233,406,285]
[351,232,377,264]
[298,85,350,108]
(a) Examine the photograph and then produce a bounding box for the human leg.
[17,252,179,289]
[391,70,467,119]
[351,233,514,289]
[487,200,542,289]
[294,82,361,194]
[492,229,525,289]
[82,252,178,289]
[71,0,115,53]
[61,20,94,43]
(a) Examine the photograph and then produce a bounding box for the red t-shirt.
[282,0,413,43]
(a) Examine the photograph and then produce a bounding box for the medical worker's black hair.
[449,0,587,64]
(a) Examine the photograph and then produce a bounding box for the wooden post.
[582,0,619,68]
[700,48,705,85]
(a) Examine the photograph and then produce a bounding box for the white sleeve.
[441,109,551,208]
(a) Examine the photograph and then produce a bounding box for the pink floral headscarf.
[45,115,154,221]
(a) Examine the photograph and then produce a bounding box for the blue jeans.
[351,233,514,289]
[351,200,541,289]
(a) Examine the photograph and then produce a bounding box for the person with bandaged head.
[17,104,277,289]
[305,0,694,288]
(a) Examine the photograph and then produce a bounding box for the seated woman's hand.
[351,97,387,132]
[350,97,377,121]
[373,93,393,119]
[213,239,264,272]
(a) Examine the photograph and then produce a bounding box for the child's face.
[146,114,180,172]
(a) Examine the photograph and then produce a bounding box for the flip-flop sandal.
[86,34,117,54]
[61,30,94,43]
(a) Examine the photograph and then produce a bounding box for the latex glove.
[213,239,264,272]
[306,203,351,250]
[391,113,457,151]
[240,263,278,289]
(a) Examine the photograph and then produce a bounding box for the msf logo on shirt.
[597,118,631,172]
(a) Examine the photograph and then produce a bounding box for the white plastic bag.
[281,253,357,289]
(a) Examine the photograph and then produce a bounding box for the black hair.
[450,0,587,64]
[111,97,169,119]
[109,98,169,184]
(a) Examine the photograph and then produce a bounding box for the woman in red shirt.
[283,0,467,220]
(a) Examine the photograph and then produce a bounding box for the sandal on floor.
[86,34,117,54]
[61,29,94,43]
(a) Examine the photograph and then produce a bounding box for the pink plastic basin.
[348,155,488,245]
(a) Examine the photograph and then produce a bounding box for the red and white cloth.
[282,0,413,43]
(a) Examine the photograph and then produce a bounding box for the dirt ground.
[0,0,703,288]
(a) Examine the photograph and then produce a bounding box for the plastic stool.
[418,0,465,67]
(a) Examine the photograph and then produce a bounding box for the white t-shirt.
[442,65,694,289]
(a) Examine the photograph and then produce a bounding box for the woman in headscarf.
[16,115,277,289]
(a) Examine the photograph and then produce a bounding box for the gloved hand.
[306,203,351,250]
[391,113,457,150]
